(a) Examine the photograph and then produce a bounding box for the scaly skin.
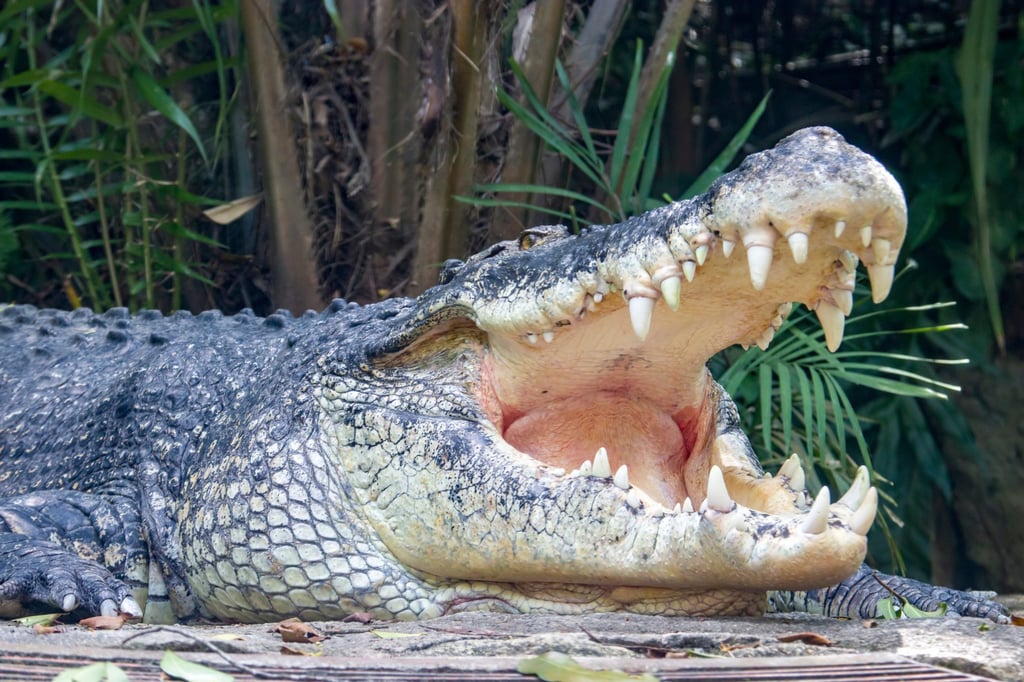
[0,128,1009,623]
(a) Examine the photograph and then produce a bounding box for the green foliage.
[0,1,238,310]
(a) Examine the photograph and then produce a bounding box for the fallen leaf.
[79,615,126,630]
[13,612,63,627]
[202,194,262,224]
[275,617,326,643]
[160,651,234,682]
[370,629,423,639]
[53,661,129,681]
[342,612,375,624]
[33,623,64,634]
[1010,615,1024,626]
[280,645,323,656]
[777,632,833,646]
[518,651,660,681]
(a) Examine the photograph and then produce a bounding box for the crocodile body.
[0,128,1008,624]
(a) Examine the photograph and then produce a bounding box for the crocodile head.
[337,127,905,617]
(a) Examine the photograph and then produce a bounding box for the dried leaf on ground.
[342,611,375,624]
[280,645,324,656]
[32,622,64,634]
[275,617,326,643]
[78,615,126,630]
[13,612,62,627]
[777,632,833,646]
[370,629,424,639]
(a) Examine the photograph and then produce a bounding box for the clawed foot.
[0,535,141,618]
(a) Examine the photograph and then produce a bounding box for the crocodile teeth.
[745,245,774,291]
[626,489,641,509]
[838,249,858,274]
[831,288,854,315]
[787,232,809,264]
[705,465,734,512]
[722,239,736,258]
[660,276,681,311]
[778,453,806,492]
[850,487,878,535]
[682,260,696,283]
[628,296,655,341]
[579,460,592,476]
[860,225,873,247]
[802,486,831,534]
[613,464,630,490]
[867,264,894,303]
[871,237,891,263]
[542,331,555,343]
[815,301,845,352]
[756,327,775,351]
[682,497,694,513]
[592,447,611,478]
[694,244,709,266]
[837,465,871,509]
[834,220,846,238]
[593,291,604,303]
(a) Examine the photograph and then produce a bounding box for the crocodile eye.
[518,224,570,250]
[437,259,464,285]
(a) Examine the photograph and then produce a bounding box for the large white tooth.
[787,232,809,265]
[838,249,858,273]
[694,244,709,266]
[850,487,878,535]
[756,327,775,351]
[526,333,538,345]
[722,239,736,258]
[802,486,831,534]
[837,466,871,510]
[745,245,774,291]
[682,497,694,513]
[815,301,845,352]
[859,225,872,247]
[592,447,611,478]
[867,264,894,303]
[628,296,655,341]
[660,276,681,311]
[871,237,891,263]
[682,261,696,283]
[613,464,630,490]
[626,490,641,509]
[705,465,733,512]
[593,292,604,303]
[778,453,800,480]
[834,220,846,238]
[542,331,555,343]
[832,289,854,315]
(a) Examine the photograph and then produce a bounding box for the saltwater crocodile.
[0,127,1008,624]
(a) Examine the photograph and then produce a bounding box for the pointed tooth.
[722,239,736,258]
[850,487,878,535]
[777,453,800,480]
[832,289,854,315]
[660,276,681,311]
[756,327,775,351]
[838,466,871,510]
[838,249,858,273]
[815,301,845,352]
[682,497,694,513]
[706,465,733,512]
[802,486,831,534]
[593,292,604,303]
[834,220,846,238]
[682,261,696,283]
[871,237,891,263]
[649,504,664,517]
[592,447,611,478]
[694,245,709,266]
[628,296,655,341]
[579,460,592,476]
[859,225,872,247]
[867,264,894,303]
[745,244,774,291]
[787,232,809,264]
[542,331,554,343]
[673,502,683,514]
[790,460,806,492]
[613,464,630,490]
[626,490,641,509]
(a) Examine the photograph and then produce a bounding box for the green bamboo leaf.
[0,0,53,26]
[609,42,643,195]
[555,60,600,165]
[794,365,814,457]
[682,91,771,199]
[810,368,828,454]
[621,49,674,211]
[636,90,669,211]
[160,650,233,681]
[36,79,124,128]
[473,183,614,214]
[454,196,580,224]
[759,362,772,454]
[776,363,793,455]
[130,68,208,162]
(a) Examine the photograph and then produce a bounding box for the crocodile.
[0,127,1009,625]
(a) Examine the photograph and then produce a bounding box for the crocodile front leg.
[768,564,1011,622]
